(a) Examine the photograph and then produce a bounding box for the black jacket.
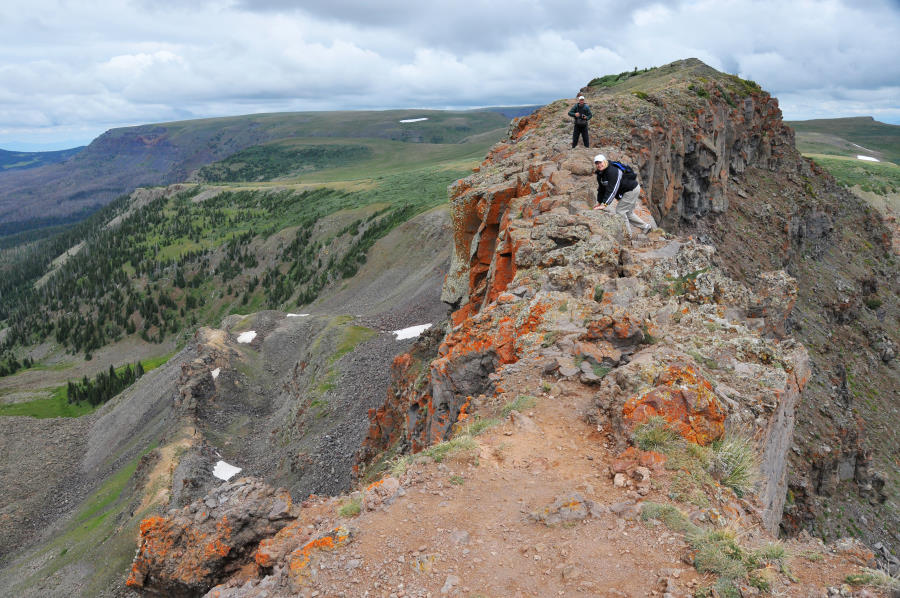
[596,164,638,205]
[568,102,593,125]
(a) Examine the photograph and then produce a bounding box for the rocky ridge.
[126,60,898,596]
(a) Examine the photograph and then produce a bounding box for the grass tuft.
[422,435,478,463]
[640,502,699,535]
[501,395,537,418]
[633,416,680,452]
[689,528,748,584]
[337,497,361,518]
[460,416,500,437]
[711,434,759,497]
[845,568,900,590]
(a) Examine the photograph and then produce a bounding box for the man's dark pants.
[572,124,589,148]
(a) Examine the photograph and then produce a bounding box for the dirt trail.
[285,359,878,598]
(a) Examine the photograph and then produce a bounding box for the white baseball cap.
[577,95,585,100]
[593,154,606,163]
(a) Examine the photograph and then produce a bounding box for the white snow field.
[236,331,257,343]
[392,323,432,340]
[212,460,242,481]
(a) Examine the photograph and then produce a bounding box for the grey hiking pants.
[614,185,648,236]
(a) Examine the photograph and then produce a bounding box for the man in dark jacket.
[568,96,592,148]
[593,154,651,235]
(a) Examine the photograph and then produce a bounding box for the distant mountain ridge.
[0,109,511,236]
[0,147,84,171]
[787,115,900,164]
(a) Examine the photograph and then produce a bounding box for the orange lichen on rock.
[457,396,472,421]
[581,313,644,347]
[287,526,351,586]
[622,363,725,445]
[508,113,539,140]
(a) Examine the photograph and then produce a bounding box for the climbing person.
[568,95,592,148]
[592,154,652,235]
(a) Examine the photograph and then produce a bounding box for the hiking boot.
[593,204,603,210]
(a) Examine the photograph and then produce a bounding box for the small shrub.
[449,474,465,485]
[633,90,650,101]
[593,286,604,302]
[716,85,737,108]
[338,497,361,518]
[540,330,560,348]
[670,471,710,507]
[865,297,883,309]
[800,550,823,561]
[747,542,786,567]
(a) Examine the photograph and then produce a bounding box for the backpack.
[609,161,636,177]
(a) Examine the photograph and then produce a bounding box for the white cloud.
[0,0,898,149]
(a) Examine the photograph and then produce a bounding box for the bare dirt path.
[290,361,876,598]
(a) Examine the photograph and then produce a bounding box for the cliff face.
[361,59,898,551]
[361,59,814,534]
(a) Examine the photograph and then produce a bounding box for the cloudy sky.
[1,0,899,150]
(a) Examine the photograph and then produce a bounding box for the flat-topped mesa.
[360,59,812,533]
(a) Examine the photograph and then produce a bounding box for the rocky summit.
[117,59,899,596]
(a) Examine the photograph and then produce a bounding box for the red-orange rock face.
[126,479,296,596]
[622,363,725,446]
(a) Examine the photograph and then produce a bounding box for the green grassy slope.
[787,116,900,164]
[805,153,900,196]
[0,147,84,171]
[0,108,509,234]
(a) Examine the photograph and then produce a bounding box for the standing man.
[593,154,652,235]
[568,95,592,148]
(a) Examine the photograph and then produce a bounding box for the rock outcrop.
[126,478,297,596]
[125,59,899,595]
[359,58,819,534]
